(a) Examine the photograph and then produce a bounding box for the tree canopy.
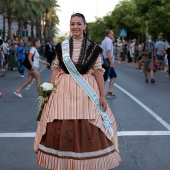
[88,0,170,42]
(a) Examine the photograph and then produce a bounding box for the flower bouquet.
[36,82,55,121]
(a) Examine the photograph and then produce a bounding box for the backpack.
[143,43,154,54]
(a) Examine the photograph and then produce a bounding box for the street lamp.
[2,9,6,40]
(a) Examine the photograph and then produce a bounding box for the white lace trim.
[39,144,115,158]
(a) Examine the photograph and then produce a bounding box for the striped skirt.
[35,72,121,170]
[37,120,120,170]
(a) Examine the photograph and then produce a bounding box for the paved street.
[0,61,170,170]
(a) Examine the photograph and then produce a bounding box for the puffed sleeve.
[92,54,105,73]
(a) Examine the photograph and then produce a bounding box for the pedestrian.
[14,40,28,78]
[2,40,10,71]
[130,39,137,63]
[156,37,167,70]
[45,41,55,69]
[101,30,117,98]
[116,39,123,63]
[139,35,156,83]
[14,38,50,98]
[127,41,132,63]
[0,44,5,77]
[165,42,170,77]
[34,13,121,170]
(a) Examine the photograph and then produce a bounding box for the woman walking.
[14,38,49,98]
[34,13,121,170]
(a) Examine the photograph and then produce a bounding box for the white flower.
[40,82,54,91]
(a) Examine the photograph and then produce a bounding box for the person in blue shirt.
[14,40,28,77]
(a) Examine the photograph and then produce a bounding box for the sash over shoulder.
[61,39,116,147]
[55,37,103,74]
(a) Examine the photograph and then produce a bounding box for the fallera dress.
[34,38,121,170]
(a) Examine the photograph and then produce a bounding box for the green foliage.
[88,0,170,42]
[88,18,107,42]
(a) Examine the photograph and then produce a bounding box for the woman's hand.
[46,62,50,66]
[43,61,50,66]
[100,96,107,112]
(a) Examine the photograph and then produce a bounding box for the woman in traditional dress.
[34,13,121,170]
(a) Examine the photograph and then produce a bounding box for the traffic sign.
[120,29,127,37]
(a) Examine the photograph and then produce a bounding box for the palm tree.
[0,0,60,41]
[39,0,60,42]
[0,0,31,40]
[24,0,60,41]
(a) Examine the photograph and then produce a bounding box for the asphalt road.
[0,61,170,170]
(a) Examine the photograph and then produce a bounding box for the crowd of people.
[112,36,170,78]
[0,37,57,97]
[99,32,170,101]
[0,34,170,98]
[0,38,56,76]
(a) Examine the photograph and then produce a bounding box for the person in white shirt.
[14,38,50,98]
[101,30,117,98]
[2,40,9,71]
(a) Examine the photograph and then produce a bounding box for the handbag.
[22,52,35,70]
[102,54,110,68]
[103,58,110,68]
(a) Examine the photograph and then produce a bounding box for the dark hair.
[0,39,3,45]
[32,37,40,47]
[70,13,88,37]
[71,13,86,24]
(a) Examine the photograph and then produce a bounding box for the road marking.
[0,133,36,137]
[112,83,170,131]
[1,131,170,137]
[118,131,170,136]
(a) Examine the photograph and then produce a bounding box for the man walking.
[45,41,55,69]
[156,37,166,70]
[101,30,117,98]
[14,40,28,78]
[140,35,156,83]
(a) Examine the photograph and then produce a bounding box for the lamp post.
[2,9,6,40]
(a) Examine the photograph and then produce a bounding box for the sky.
[57,0,121,36]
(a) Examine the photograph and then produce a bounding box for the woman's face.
[35,40,40,48]
[70,16,86,39]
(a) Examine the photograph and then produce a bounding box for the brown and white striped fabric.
[37,150,120,170]
[34,39,121,169]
